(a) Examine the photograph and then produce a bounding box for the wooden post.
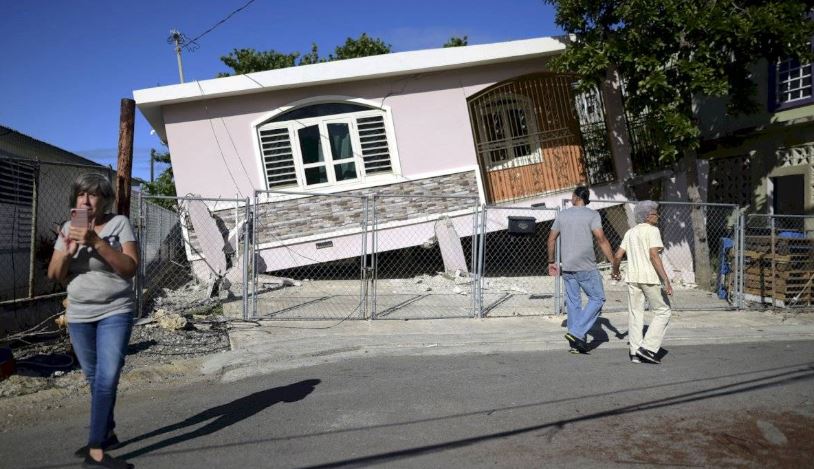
[116,98,136,217]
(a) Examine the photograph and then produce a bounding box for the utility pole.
[116,99,136,217]
[170,29,185,83]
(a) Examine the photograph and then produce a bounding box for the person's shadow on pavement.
[559,317,626,351]
[586,318,627,351]
[118,379,321,459]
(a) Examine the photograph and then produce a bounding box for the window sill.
[771,97,814,113]
[262,173,404,201]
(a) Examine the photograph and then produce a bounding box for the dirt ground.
[0,314,230,401]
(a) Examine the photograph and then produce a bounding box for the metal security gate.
[467,73,615,204]
[250,191,369,320]
[369,195,481,319]
[479,205,561,317]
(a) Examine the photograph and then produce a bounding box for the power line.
[182,0,258,51]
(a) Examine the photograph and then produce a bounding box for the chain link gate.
[134,194,251,320]
[742,214,814,308]
[250,191,368,320]
[369,195,480,319]
[561,199,741,312]
[479,205,561,317]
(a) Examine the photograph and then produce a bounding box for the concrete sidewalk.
[199,309,814,382]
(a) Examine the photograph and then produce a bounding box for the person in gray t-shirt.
[48,173,138,469]
[547,187,615,354]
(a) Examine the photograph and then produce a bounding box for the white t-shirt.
[620,223,664,284]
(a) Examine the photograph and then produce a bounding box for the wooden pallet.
[743,252,814,271]
[743,263,814,302]
[744,237,814,256]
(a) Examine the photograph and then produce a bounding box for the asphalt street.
[4,340,814,468]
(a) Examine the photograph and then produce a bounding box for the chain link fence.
[742,214,814,308]
[479,205,560,317]
[133,195,251,320]
[562,199,741,311]
[0,158,115,306]
[8,169,807,328]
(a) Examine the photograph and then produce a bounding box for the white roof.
[134,36,566,140]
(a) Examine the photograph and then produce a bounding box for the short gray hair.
[70,173,115,212]
[634,200,659,223]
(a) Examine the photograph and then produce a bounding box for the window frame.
[769,42,814,112]
[474,93,543,171]
[254,99,399,191]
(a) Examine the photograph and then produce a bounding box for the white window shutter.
[258,127,298,188]
[356,115,392,174]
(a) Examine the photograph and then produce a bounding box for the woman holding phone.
[48,173,138,469]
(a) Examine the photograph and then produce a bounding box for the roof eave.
[134,36,566,142]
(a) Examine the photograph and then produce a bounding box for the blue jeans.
[68,313,133,447]
[563,270,606,341]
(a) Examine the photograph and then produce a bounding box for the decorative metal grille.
[468,73,613,203]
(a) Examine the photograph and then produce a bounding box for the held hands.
[610,269,622,281]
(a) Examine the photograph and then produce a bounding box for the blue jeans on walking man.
[563,269,606,341]
[68,313,133,447]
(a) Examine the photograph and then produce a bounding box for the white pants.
[627,282,672,354]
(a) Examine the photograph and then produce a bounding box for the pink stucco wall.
[162,58,552,198]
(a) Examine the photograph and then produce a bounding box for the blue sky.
[0,0,560,181]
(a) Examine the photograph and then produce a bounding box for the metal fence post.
[478,204,489,319]
[243,197,250,321]
[361,195,369,320]
[739,212,746,310]
[26,163,39,299]
[733,211,742,310]
[555,207,563,315]
[252,193,258,320]
[470,202,479,318]
[770,216,776,307]
[136,190,144,318]
[371,193,378,319]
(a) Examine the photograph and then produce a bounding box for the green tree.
[217,48,300,77]
[443,36,468,47]
[298,43,322,65]
[218,34,391,76]
[142,147,177,211]
[545,0,814,288]
[329,33,392,60]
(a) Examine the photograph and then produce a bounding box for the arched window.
[256,102,395,189]
[472,93,542,170]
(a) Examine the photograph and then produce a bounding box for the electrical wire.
[0,311,65,345]
[195,81,243,196]
[220,117,255,189]
[181,0,258,51]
